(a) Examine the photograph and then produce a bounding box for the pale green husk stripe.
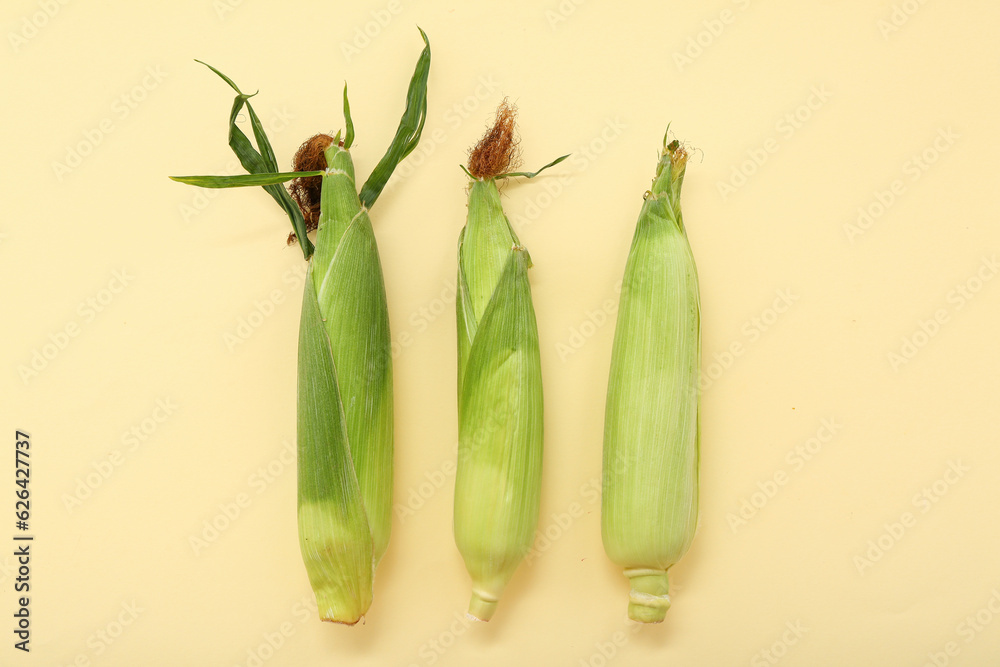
[170,29,430,624]
[454,169,561,621]
[601,133,700,624]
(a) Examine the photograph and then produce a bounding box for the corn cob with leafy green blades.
[602,131,700,624]
[170,30,430,624]
[454,101,567,621]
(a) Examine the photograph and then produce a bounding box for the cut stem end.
[467,591,498,621]
[625,569,671,624]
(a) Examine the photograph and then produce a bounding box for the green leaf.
[169,171,324,188]
[358,27,431,210]
[312,210,394,562]
[343,83,355,150]
[296,267,373,622]
[193,60,314,259]
[497,154,571,180]
[454,248,544,613]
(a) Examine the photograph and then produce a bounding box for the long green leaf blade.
[169,171,324,188]
[497,154,571,179]
[194,60,314,258]
[343,83,355,150]
[358,27,431,209]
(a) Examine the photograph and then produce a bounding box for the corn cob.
[170,30,430,624]
[454,101,567,621]
[601,131,700,624]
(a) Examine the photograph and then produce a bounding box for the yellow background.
[4,1,1000,664]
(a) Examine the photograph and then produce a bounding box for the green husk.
[170,29,430,624]
[454,108,567,620]
[601,133,700,624]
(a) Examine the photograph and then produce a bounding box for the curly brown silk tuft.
[288,133,336,246]
[467,99,522,180]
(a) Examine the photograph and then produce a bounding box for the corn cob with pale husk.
[454,101,567,621]
[170,30,430,624]
[602,131,700,624]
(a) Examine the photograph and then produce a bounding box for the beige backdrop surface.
[3,1,1000,665]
